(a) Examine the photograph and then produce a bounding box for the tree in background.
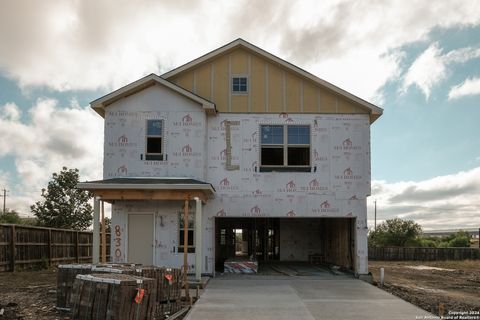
[369,218,422,247]
[0,209,38,225]
[444,230,471,247]
[100,216,111,233]
[0,209,22,224]
[31,167,93,230]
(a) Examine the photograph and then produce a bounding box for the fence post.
[10,225,16,272]
[75,231,79,263]
[47,228,52,266]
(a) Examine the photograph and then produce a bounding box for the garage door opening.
[215,217,355,273]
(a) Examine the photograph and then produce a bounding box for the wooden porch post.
[194,197,202,281]
[183,197,190,302]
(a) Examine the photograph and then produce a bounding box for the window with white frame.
[178,212,195,253]
[146,119,163,160]
[260,124,310,170]
[232,76,248,93]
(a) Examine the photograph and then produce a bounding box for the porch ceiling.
[77,178,215,202]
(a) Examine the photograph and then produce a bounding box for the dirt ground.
[0,268,196,320]
[369,260,480,316]
[0,269,62,320]
[1,262,479,319]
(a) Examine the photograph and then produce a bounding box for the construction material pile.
[56,264,184,320]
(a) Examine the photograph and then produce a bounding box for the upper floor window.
[260,124,310,171]
[232,76,248,93]
[146,119,163,160]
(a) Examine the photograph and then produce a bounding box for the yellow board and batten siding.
[168,48,368,115]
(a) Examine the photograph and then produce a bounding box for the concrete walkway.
[185,276,431,320]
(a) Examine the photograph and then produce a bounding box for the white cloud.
[0,99,103,214]
[1,103,22,121]
[401,44,480,99]
[448,77,480,100]
[368,167,480,230]
[402,43,446,99]
[0,0,479,102]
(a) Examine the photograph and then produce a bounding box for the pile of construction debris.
[56,263,186,320]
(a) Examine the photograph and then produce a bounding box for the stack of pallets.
[57,264,95,310]
[70,273,157,320]
[156,268,183,319]
[57,264,185,319]
[57,263,139,311]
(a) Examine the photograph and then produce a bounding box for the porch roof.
[77,177,215,202]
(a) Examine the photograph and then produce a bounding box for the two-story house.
[79,39,382,278]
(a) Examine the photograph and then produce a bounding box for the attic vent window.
[145,119,164,161]
[232,76,248,93]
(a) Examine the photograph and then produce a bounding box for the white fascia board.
[77,182,214,192]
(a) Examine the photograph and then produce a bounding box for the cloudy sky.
[0,0,479,231]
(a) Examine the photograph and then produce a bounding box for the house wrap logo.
[242,205,265,217]
[173,144,200,157]
[286,210,296,217]
[117,165,128,174]
[108,135,137,148]
[173,113,201,127]
[313,149,328,161]
[249,189,270,199]
[334,138,361,151]
[211,148,239,161]
[277,180,297,192]
[251,205,261,214]
[216,209,226,217]
[252,189,262,196]
[211,119,240,132]
[243,130,258,145]
[312,200,339,214]
[300,178,328,192]
[118,135,128,143]
[335,167,362,180]
[218,178,239,191]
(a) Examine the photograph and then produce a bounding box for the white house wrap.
[78,39,382,276]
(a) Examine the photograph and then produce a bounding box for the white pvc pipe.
[194,197,202,281]
[92,197,100,264]
[380,267,384,286]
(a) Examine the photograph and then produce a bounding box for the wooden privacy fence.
[0,224,110,272]
[369,246,480,261]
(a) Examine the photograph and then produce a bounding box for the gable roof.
[90,73,216,117]
[162,38,383,122]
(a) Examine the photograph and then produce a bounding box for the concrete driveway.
[185,275,431,320]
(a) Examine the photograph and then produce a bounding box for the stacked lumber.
[57,264,95,310]
[70,273,156,320]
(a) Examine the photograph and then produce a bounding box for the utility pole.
[2,188,7,214]
[374,200,377,232]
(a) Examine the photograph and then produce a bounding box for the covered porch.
[77,177,215,281]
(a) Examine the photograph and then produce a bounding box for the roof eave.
[77,182,215,193]
[90,74,216,118]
